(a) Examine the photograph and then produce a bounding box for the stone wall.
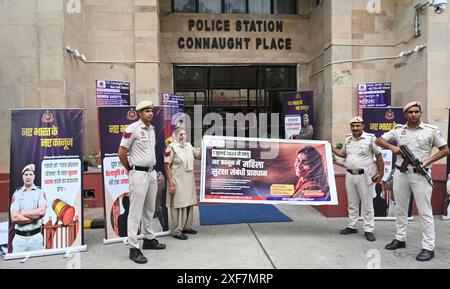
[0,0,448,172]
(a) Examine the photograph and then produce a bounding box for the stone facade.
[0,0,449,172]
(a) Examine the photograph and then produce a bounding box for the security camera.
[429,0,447,14]
[73,49,81,58]
[80,54,87,62]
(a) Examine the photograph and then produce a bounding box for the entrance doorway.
[174,64,297,143]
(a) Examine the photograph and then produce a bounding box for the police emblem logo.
[401,130,406,135]
[385,109,395,121]
[41,110,55,123]
[127,108,138,121]
[140,131,145,137]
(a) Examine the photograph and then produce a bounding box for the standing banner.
[200,135,338,205]
[98,106,169,243]
[162,93,185,142]
[444,109,450,220]
[357,82,391,116]
[96,80,130,106]
[363,107,414,220]
[6,109,86,260]
[282,91,314,140]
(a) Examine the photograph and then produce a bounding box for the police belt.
[131,166,154,172]
[346,169,365,175]
[15,227,41,237]
[395,165,429,174]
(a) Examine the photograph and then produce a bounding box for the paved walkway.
[1,205,449,269]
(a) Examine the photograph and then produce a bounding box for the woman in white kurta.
[164,128,201,240]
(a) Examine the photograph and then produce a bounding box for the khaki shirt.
[10,185,47,231]
[119,119,156,168]
[381,122,447,166]
[343,132,381,170]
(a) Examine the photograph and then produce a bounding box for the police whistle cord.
[399,145,436,192]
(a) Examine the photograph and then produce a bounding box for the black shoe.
[129,248,147,264]
[416,249,435,262]
[173,233,188,240]
[340,227,358,235]
[365,232,376,242]
[143,238,166,250]
[385,239,406,250]
[182,228,198,234]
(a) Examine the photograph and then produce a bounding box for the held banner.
[98,106,169,242]
[7,109,85,259]
[282,91,314,140]
[357,82,391,117]
[363,107,414,219]
[200,136,338,205]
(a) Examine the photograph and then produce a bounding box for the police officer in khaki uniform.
[332,117,384,242]
[118,100,166,264]
[376,101,449,261]
[10,164,47,253]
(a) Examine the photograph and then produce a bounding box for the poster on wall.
[96,80,130,106]
[282,91,314,140]
[6,109,86,260]
[98,106,169,243]
[162,93,185,142]
[200,135,338,205]
[357,82,391,116]
[363,107,414,220]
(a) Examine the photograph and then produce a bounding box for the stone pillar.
[329,0,353,145]
[427,9,449,140]
[134,0,160,104]
[37,0,66,108]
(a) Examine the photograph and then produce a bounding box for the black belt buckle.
[15,228,41,237]
[347,169,364,175]
[133,166,153,172]
[395,165,429,174]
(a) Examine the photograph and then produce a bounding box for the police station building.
[1,0,449,171]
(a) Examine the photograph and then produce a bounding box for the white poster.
[284,115,302,139]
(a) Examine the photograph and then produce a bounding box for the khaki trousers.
[345,173,375,233]
[127,170,157,249]
[393,170,435,251]
[170,201,194,236]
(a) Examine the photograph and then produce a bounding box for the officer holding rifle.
[376,101,449,262]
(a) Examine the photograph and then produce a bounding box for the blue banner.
[98,106,169,240]
[8,109,84,256]
[362,107,413,218]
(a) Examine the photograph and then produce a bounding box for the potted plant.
[83,155,90,172]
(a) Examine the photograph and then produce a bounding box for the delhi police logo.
[97,80,106,89]
[127,108,138,121]
[385,109,395,121]
[41,110,55,124]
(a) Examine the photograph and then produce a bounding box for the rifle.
[399,145,436,192]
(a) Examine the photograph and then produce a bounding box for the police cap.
[136,100,154,112]
[349,116,364,125]
[22,164,35,174]
[403,101,422,112]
